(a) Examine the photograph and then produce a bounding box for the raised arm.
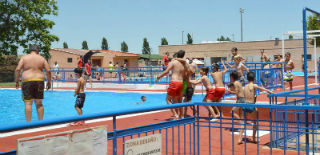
[156,62,173,82]
[254,84,273,94]
[15,57,24,89]
[43,60,52,90]
[221,61,229,74]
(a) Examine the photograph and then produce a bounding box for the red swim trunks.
[215,87,226,100]
[206,88,215,101]
[167,81,183,97]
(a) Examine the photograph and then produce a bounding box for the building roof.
[51,48,139,57]
[140,54,164,60]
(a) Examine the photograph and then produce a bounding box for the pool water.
[0,89,206,125]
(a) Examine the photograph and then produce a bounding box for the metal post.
[113,116,117,155]
[281,34,285,90]
[314,38,318,84]
[182,31,184,44]
[240,8,244,42]
[303,8,310,155]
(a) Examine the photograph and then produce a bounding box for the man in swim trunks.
[156,50,190,119]
[281,52,295,91]
[84,60,92,88]
[260,49,270,63]
[15,44,51,122]
[231,47,246,64]
[190,67,220,121]
[210,61,228,117]
[228,56,249,86]
[78,56,83,68]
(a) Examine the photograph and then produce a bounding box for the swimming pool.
[0,89,206,125]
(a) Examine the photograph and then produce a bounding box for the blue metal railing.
[50,62,283,90]
[2,100,320,155]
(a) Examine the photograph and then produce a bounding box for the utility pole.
[182,31,184,44]
[240,8,245,42]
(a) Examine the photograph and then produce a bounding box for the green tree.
[0,0,59,59]
[101,37,109,50]
[288,35,293,40]
[187,33,193,44]
[161,37,168,45]
[82,41,88,50]
[63,42,68,48]
[142,38,151,54]
[121,41,128,52]
[217,36,232,41]
[307,15,320,47]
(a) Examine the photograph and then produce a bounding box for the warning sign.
[17,126,107,155]
[125,134,161,155]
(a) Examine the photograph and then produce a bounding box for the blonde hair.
[234,55,242,60]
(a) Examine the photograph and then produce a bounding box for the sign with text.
[17,126,107,155]
[125,134,161,155]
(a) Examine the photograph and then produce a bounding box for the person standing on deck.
[156,50,191,120]
[282,52,295,91]
[15,44,52,122]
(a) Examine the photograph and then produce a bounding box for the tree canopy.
[0,0,59,59]
[82,41,88,50]
[121,41,128,52]
[187,33,193,44]
[101,37,109,50]
[161,37,168,45]
[142,38,151,54]
[63,42,68,48]
[217,36,232,41]
[307,14,320,47]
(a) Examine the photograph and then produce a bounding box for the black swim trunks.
[184,87,194,101]
[75,93,86,109]
[22,80,44,101]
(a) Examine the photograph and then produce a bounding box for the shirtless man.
[281,52,295,90]
[189,58,198,80]
[231,47,246,64]
[15,44,51,122]
[190,67,219,121]
[228,56,249,86]
[238,72,273,144]
[156,50,190,119]
[260,49,270,63]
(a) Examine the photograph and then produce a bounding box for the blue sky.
[50,0,320,54]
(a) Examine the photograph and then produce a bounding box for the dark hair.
[176,50,185,58]
[172,52,177,58]
[29,44,39,52]
[247,71,255,81]
[230,71,239,80]
[212,63,219,71]
[141,96,146,99]
[285,52,291,56]
[201,67,209,74]
[165,52,169,55]
[231,47,238,51]
[227,82,235,88]
[74,68,83,74]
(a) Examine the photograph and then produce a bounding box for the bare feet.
[210,118,218,122]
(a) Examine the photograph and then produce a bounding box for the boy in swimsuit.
[238,71,273,144]
[281,52,295,91]
[228,71,245,122]
[70,68,86,126]
[210,61,228,117]
[190,67,219,121]
[228,56,249,86]
[156,50,190,120]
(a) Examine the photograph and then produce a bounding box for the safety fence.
[268,86,320,154]
[50,62,283,89]
[1,96,320,155]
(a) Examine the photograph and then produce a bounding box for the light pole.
[240,8,245,42]
[182,31,184,44]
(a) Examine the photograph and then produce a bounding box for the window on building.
[67,58,72,63]
[302,54,312,61]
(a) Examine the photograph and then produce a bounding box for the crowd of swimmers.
[15,44,295,143]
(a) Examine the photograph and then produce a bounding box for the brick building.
[159,39,320,71]
[48,48,140,68]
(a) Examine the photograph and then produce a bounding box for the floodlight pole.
[240,8,245,42]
